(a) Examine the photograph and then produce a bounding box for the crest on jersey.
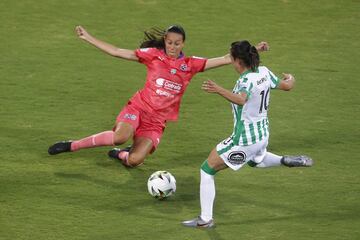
[228,151,246,165]
[124,113,137,121]
[180,64,188,71]
[170,68,177,74]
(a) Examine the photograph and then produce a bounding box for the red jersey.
[129,48,207,121]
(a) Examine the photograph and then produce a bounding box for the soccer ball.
[147,171,176,199]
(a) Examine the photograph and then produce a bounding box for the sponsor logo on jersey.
[156,89,174,98]
[228,151,246,165]
[164,81,182,92]
[180,64,188,71]
[155,78,182,92]
[124,113,137,121]
[156,78,165,86]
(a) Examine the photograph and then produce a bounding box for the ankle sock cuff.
[201,160,217,175]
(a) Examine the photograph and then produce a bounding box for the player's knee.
[127,154,145,167]
[113,132,130,145]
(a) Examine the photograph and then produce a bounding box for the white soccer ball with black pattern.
[147,171,176,199]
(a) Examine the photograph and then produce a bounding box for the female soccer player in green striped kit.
[182,40,313,228]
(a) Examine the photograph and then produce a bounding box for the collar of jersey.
[162,50,185,60]
[239,68,259,78]
[239,69,252,78]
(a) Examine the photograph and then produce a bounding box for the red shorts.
[114,103,166,152]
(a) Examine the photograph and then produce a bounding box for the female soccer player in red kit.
[48,25,269,167]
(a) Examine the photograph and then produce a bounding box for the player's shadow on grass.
[53,166,199,213]
[52,150,206,219]
[54,171,127,189]
[94,149,208,204]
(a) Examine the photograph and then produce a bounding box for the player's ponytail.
[140,27,165,49]
[140,25,186,49]
[248,45,259,72]
[230,41,260,72]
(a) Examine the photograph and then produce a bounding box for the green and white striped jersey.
[231,66,280,146]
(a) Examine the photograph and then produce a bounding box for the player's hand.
[224,53,231,62]
[75,25,91,40]
[282,73,295,82]
[256,41,270,52]
[202,80,222,94]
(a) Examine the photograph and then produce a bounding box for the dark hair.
[230,40,259,71]
[140,25,186,49]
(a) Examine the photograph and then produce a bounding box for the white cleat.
[182,216,214,228]
[281,155,313,167]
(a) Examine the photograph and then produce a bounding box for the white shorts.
[216,136,269,171]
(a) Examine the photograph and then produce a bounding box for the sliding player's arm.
[203,41,270,71]
[202,80,247,105]
[75,26,138,61]
[204,54,232,71]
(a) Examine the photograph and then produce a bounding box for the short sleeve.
[238,78,253,98]
[267,69,281,89]
[135,48,159,65]
[189,56,207,73]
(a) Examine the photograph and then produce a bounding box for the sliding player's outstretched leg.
[48,130,116,155]
[48,131,120,155]
[48,122,133,155]
[48,141,72,155]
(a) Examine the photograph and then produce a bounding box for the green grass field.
[1,0,359,239]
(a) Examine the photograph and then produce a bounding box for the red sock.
[71,131,115,151]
